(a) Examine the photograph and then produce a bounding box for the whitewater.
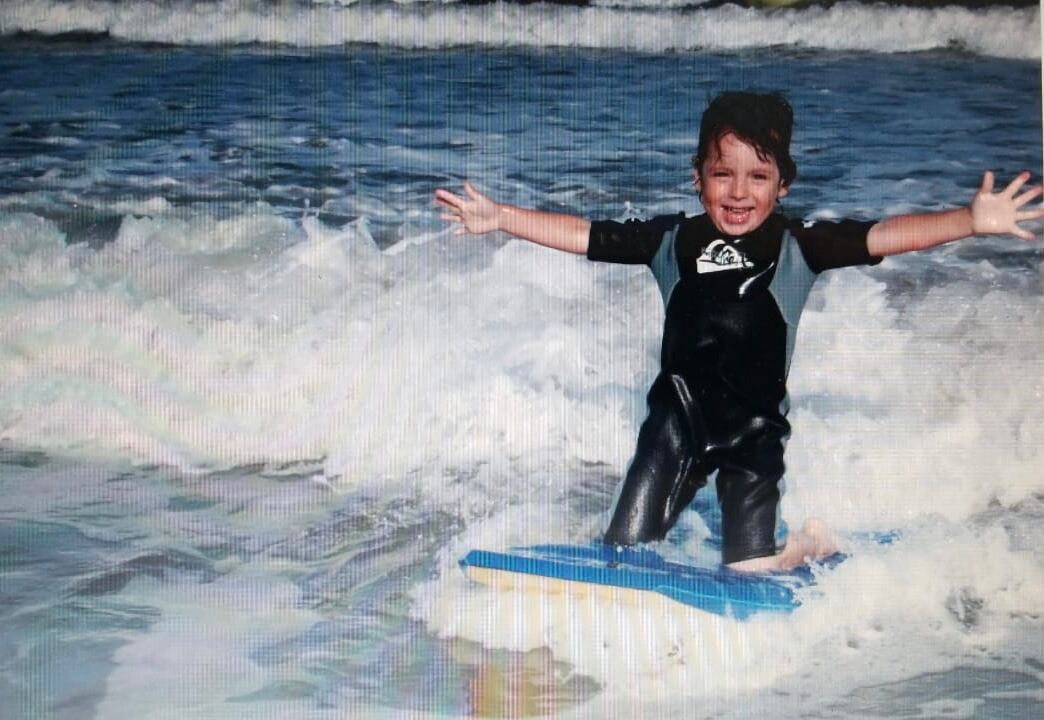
[0,0,1038,58]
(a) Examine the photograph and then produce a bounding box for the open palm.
[971,171,1044,241]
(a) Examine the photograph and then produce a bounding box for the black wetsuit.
[588,212,881,563]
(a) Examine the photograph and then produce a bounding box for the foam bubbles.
[92,569,324,720]
[0,206,650,485]
[783,265,1043,531]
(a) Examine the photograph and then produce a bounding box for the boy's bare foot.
[727,517,839,573]
[800,517,840,559]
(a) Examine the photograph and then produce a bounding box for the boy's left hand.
[971,171,1044,241]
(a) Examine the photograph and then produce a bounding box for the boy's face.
[695,132,789,236]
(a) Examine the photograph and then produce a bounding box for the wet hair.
[692,91,797,188]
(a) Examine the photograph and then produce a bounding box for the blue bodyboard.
[459,543,819,620]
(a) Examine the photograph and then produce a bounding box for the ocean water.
[1,1,1042,718]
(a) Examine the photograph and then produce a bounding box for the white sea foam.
[0,0,1038,59]
[93,570,325,720]
[2,202,1039,500]
[0,208,650,481]
[783,269,1043,530]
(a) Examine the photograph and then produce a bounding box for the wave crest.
[0,0,1038,59]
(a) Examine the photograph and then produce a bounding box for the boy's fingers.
[434,189,461,206]
[1001,171,1031,198]
[979,170,995,194]
[1015,208,1044,222]
[1013,185,1043,207]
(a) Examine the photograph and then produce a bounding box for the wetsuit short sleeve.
[790,218,883,273]
[587,213,685,265]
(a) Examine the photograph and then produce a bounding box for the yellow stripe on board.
[464,565,711,616]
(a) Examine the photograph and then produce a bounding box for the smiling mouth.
[722,206,754,224]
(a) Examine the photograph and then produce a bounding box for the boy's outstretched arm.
[434,182,591,255]
[866,171,1044,257]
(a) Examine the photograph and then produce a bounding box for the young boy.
[434,92,1042,572]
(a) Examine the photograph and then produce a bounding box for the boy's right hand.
[434,182,591,254]
[435,182,500,235]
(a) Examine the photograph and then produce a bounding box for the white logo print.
[696,239,753,274]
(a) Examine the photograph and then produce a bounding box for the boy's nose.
[730,178,749,198]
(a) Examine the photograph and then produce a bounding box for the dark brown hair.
[692,91,797,188]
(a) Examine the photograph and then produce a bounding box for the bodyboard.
[459,543,816,620]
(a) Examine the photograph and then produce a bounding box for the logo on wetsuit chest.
[696,239,754,274]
